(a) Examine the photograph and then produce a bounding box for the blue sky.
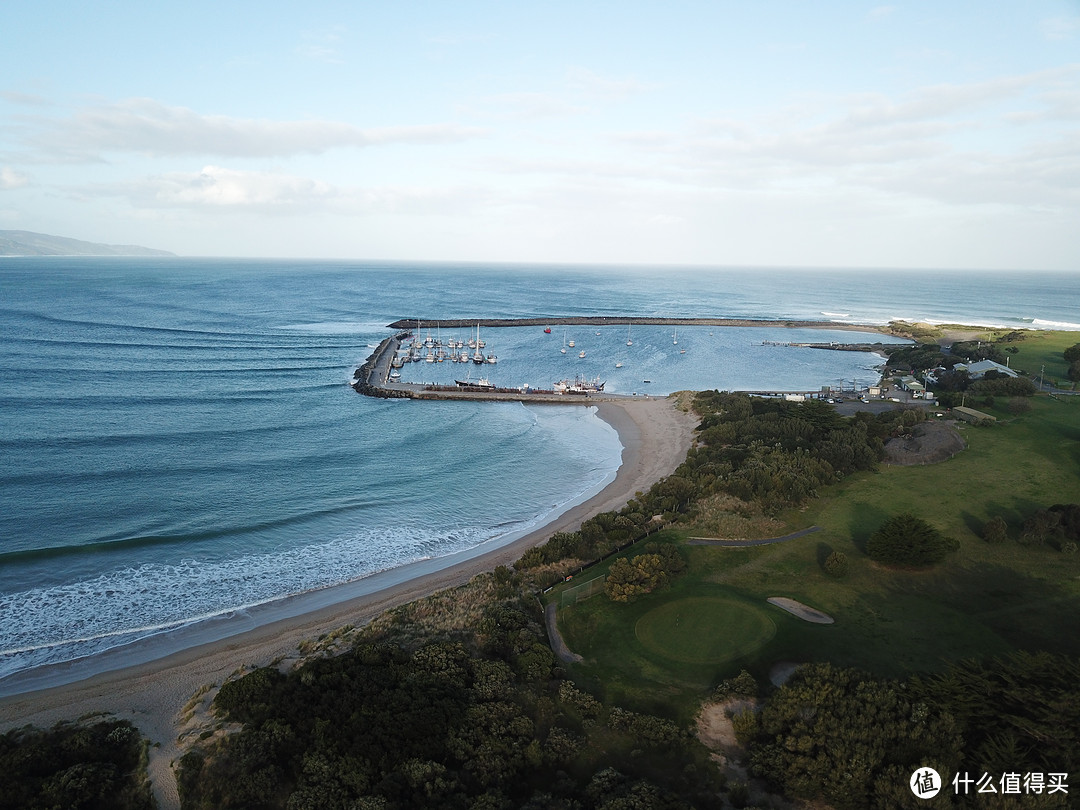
[2,1,1079,268]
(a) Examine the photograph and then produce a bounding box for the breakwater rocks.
[351,331,412,399]
[386,316,885,333]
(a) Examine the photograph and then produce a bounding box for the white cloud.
[118,166,341,211]
[463,91,587,120]
[564,67,656,101]
[100,165,498,218]
[1,90,49,106]
[1040,16,1080,41]
[28,98,484,161]
[463,68,654,120]
[0,167,30,189]
[296,26,347,64]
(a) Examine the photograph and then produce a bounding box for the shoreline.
[0,396,697,734]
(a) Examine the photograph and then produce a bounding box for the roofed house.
[953,359,1018,380]
[953,406,997,424]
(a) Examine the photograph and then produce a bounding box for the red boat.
[544,327,552,333]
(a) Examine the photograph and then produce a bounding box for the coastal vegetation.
[176,584,724,809]
[0,718,153,810]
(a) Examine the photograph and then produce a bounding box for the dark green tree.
[981,515,1009,544]
[865,514,958,567]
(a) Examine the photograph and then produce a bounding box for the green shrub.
[823,550,849,577]
[981,515,1009,544]
[866,514,958,567]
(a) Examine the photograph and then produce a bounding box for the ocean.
[1,259,1077,685]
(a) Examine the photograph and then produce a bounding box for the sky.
[1,1,1079,269]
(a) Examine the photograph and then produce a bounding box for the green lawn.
[1006,330,1079,387]
[634,596,775,665]
[551,394,1080,721]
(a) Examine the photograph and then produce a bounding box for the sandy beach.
[0,394,697,808]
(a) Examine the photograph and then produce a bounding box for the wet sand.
[0,394,697,807]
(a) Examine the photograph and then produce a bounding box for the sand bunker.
[767,597,834,624]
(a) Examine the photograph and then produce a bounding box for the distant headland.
[0,229,175,257]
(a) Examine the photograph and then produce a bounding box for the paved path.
[545,603,583,664]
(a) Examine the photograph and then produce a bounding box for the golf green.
[635,596,776,664]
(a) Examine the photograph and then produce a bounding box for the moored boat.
[553,375,605,394]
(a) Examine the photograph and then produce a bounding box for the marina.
[352,317,906,404]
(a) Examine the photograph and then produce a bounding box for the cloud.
[296,26,347,64]
[114,166,341,211]
[1,90,49,106]
[0,167,30,189]
[1040,16,1080,41]
[100,165,497,217]
[463,91,587,120]
[463,68,654,119]
[28,98,484,161]
[564,67,656,101]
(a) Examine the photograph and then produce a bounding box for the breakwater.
[387,316,888,333]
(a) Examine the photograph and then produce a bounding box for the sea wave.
[0,520,520,677]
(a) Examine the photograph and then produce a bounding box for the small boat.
[679,349,686,354]
[486,354,497,364]
[673,329,678,345]
[553,375,605,394]
[568,339,575,348]
[544,327,552,334]
[643,379,652,384]
[626,324,633,346]
[615,362,623,368]
[455,377,495,389]
[578,350,586,358]
[595,331,601,336]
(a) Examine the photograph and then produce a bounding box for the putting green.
[635,596,776,664]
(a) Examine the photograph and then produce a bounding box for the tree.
[1068,359,1080,384]
[823,550,849,577]
[1064,343,1080,363]
[981,516,1009,544]
[866,514,958,567]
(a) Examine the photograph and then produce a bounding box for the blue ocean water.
[1,259,1077,681]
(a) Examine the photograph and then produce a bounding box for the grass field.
[551,393,1080,721]
[634,596,775,665]
[1004,330,1079,387]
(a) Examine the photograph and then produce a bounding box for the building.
[953,359,1018,380]
[953,406,997,424]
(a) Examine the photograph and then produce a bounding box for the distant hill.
[0,230,175,257]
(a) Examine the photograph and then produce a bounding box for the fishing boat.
[553,375,605,394]
[455,376,495,389]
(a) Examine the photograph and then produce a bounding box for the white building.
[953,359,1018,380]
